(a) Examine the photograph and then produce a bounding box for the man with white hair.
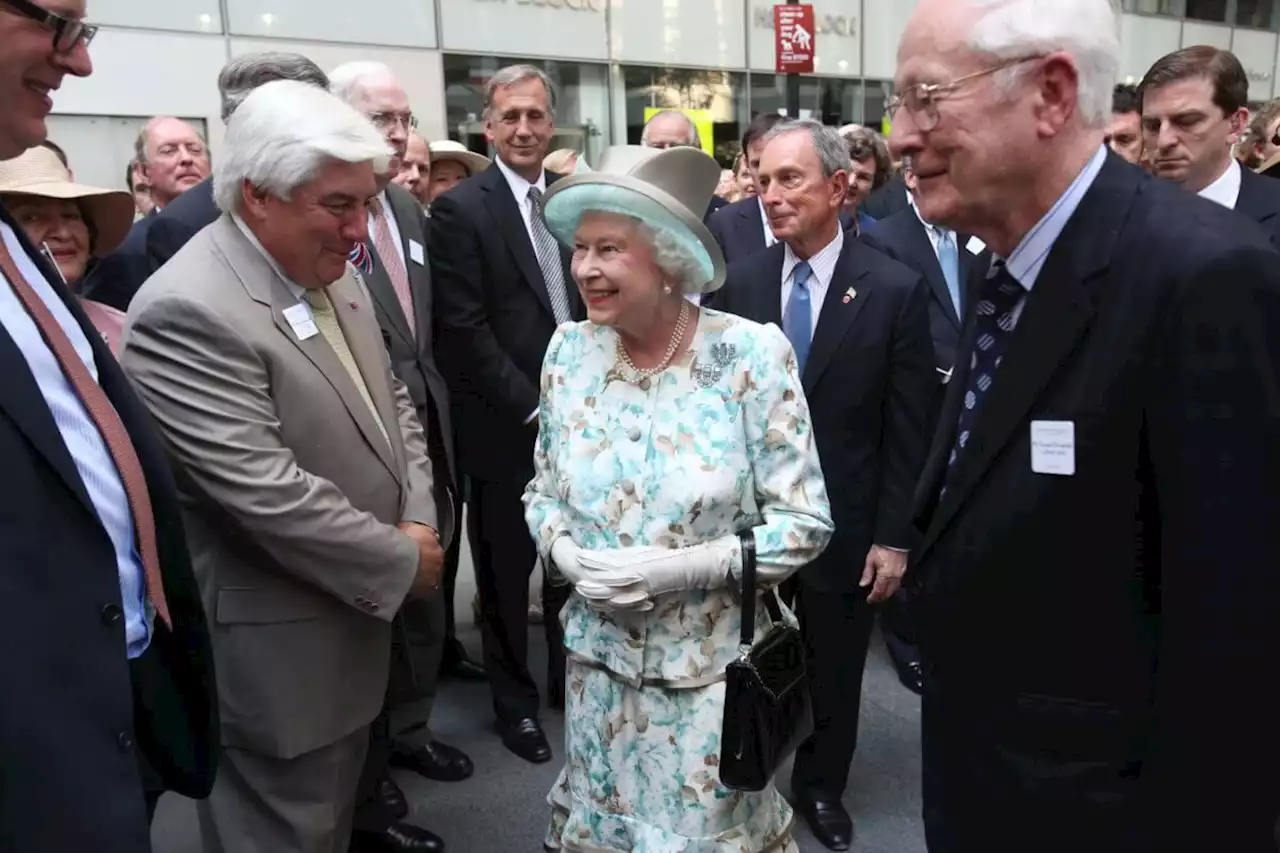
[891,1,1280,850]
[641,109,727,221]
[120,79,451,853]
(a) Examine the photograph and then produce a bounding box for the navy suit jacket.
[714,235,938,592]
[907,152,1280,849]
[0,202,216,852]
[83,178,219,311]
[1234,164,1280,249]
[863,207,975,375]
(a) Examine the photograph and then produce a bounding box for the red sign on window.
[774,4,816,74]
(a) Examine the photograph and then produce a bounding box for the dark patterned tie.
[525,186,573,324]
[942,262,1024,493]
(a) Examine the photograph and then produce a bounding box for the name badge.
[966,236,986,255]
[1030,420,1075,476]
[409,239,425,266]
[283,302,319,341]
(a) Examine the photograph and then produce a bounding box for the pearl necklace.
[616,300,691,382]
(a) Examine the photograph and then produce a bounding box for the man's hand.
[400,522,444,597]
[860,545,907,604]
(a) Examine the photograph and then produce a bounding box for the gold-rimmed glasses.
[888,56,1043,132]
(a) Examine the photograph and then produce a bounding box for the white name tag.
[1030,420,1075,476]
[409,239,425,266]
[966,236,986,255]
[283,302,318,341]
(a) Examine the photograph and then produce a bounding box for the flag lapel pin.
[842,287,857,304]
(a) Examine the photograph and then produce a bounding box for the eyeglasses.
[887,56,1042,132]
[369,111,418,132]
[647,141,697,150]
[2,0,97,52]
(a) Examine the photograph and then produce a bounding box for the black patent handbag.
[718,532,813,792]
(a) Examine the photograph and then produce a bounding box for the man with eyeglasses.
[892,1,1280,850]
[640,109,728,222]
[0,1,217,851]
[330,59,467,853]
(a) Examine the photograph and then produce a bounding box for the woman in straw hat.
[0,146,134,354]
[523,144,832,852]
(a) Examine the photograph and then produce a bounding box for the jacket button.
[101,604,123,625]
[117,731,134,751]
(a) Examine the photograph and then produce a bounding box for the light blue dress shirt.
[0,222,151,658]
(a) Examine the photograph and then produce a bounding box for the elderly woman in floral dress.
[523,144,833,853]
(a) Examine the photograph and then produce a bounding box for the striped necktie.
[525,186,573,324]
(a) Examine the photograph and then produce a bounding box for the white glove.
[577,537,740,606]
[550,537,650,611]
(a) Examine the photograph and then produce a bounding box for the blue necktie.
[936,228,962,317]
[783,261,813,374]
[941,262,1023,494]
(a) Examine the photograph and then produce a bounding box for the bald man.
[133,116,210,212]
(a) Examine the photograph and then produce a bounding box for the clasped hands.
[549,536,736,612]
[400,522,444,598]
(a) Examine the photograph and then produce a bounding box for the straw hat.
[1256,148,1280,178]
[428,140,491,176]
[542,145,726,294]
[0,146,133,254]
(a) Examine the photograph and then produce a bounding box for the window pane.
[748,74,864,128]
[1185,0,1228,21]
[225,0,435,47]
[1238,0,1278,28]
[87,0,223,33]
[620,66,746,167]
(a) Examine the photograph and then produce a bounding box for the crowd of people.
[2,0,1280,852]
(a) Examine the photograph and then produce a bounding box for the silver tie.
[526,186,573,324]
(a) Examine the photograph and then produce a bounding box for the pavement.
[152,536,926,853]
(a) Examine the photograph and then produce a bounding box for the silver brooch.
[691,342,737,387]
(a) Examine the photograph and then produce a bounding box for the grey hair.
[328,61,397,108]
[964,0,1120,128]
[644,224,704,292]
[641,110,699,147]
[217,52,329,124]
[763,119,850,179]
[483,64,557,119]
[213,80,392,214]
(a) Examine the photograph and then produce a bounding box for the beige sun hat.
[428,140,491,176]
[0,146,134,254]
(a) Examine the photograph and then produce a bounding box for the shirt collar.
[1000,144,1108,292]
[495,155,546,202]
[1197,158,1242,210]
[782,225,844,286]
[232,214,307,300]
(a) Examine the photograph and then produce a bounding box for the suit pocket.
[215,587,324,625]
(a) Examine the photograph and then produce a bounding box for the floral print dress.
[523,309,833,853]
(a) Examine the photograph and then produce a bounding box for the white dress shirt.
[0,222,152,657]
[1197,158,1243,210]
[758,197,778,248]
[495,155,547,246]
[780,225,844,336]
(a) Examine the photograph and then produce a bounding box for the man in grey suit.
[120,79,451,853]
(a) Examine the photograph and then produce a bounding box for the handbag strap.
[738,531,785,648]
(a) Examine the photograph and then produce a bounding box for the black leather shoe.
[374,776,407,815]
[439,641,487,682]
[794,796,853,851]
[350,822,445,852]
[389,739,474,782]
[499,717,552,764]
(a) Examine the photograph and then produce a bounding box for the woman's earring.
[663,284,673,295]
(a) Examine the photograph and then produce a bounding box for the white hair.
[640,110,699,148]
[965,0,1120,128]
[639,223,704,293]
[327,60,396,107]
[213,79,392,213]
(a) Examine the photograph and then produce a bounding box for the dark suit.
[707,196,768,264]
[705,194,729,221]
[82,179,219,311]
[429,163,585,722]
[0,202,216,852]
[861,173,910,221]
[908,153,1280,852]
[716,233,937,799]
[1234,164,1280,248]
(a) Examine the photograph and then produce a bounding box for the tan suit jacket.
[120,215,453,760]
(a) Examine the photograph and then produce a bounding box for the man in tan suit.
[120,79,451,853]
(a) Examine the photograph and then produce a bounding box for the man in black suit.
[716,119,937,851]
[0,3,216,849]
[429,64,584,765]
[706,112,787,263]
[893,2,1280,850]
[82,52,330,310]
[1140,45,1280,247]
[859,169,910,221]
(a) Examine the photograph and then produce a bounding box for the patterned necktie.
[0,236,170,628]
[303,289,390,448]
[935,228,962,317]
[368,197,415,339]
[525,186,573,324]
[782,261,813,374]
[943,262,1024,489]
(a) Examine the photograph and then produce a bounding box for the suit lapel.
[752,245,786,328]
[739,199,766,255]
[362,241,414,349]
[482,167,556,318]
[918,154,1136,558]
[331,272,402,481]
[1236,167,1280,234]
[803,241,872,391]
[907,216,962,330]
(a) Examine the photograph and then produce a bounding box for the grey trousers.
[197,725,370,853]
